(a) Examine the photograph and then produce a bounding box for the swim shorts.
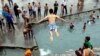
[48,23,57,31]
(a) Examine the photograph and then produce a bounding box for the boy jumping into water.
[35,9,67,42]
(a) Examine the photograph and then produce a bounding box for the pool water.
[33,10,100,55]
[0,10,100,56]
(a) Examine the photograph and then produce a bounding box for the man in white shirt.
[34,9,67,42]
[32,2,37,18]
[62,0,67,15]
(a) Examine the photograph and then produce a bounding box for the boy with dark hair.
[69,23,74,29]
[75,36,93,56]
[84,36,93,49]
[97,15,99,19]
[35,9,67,42]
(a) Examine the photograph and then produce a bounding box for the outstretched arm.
[56,15,68,22]
[35,16,48,24]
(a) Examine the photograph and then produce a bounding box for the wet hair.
[70,23,74,29]
[93,17,95,20]
[85,36,90,41]
[84,23,86,26]
[84,23,86,25]
[45,3,48,6]
[49,9,53,14]
[71,5,73,6]
[93,11,95,13]
[87,20,89,23]
[97,15,99,18]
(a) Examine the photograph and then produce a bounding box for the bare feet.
[50,36,53,42]
[56,32,59,37]
[55,30,59,37]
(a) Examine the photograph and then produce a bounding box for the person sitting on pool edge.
[84,36,93,49]
[75,36,93,56]
[82,38,94,56]
[82,43,94,56]
[34,8,67,42]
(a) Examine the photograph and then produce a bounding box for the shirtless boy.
[35,9,67,42]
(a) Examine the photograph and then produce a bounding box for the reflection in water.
[68,28,74,33]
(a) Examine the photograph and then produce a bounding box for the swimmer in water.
[97,15,99,19]
[69,23,74,29]
[87,20,91,25]
[35,9,67,42]
[83,23,86,31]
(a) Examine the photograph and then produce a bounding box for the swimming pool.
[33,9,100,55]
[0,9,100,56]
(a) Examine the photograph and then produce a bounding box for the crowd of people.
[0,0,86,38]
[26,0,69,18]
[1,0,85,18]
[0,0,76,40]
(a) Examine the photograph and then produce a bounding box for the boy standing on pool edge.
[35,9,67,42]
